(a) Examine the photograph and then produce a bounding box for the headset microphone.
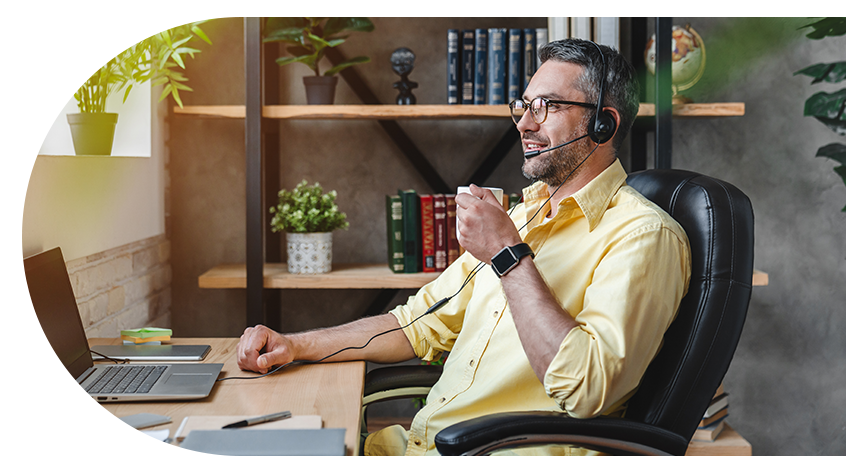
[524,133,590,158]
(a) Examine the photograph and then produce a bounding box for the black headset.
[587,41,617,144]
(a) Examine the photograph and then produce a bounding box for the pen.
[222,410,292,429]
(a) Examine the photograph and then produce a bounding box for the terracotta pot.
[303,76,338,105]
[66,112,118,155]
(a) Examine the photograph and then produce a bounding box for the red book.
[445,194,460,264]
[433,194,447,271]
[420,194,435,272]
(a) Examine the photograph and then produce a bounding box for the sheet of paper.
[22,429,170,456]
[175,415,322,441]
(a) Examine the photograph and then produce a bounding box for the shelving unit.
[183,17,756,328]
[175,102,746,120]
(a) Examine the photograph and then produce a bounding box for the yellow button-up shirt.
[365,159,691,456]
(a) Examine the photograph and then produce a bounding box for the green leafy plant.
[22,17,211,114]
[270,180,349,233]
[263,17,374,76]
[795,17,846,211]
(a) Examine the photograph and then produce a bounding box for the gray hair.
[538,39,640,151]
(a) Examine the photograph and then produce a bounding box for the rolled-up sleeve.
[389,253,480,361]
[543,224,690,418]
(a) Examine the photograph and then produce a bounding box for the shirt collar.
[521,159,628,232]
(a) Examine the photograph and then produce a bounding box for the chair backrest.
[623,169,754,441]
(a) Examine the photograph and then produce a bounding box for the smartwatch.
[491,243,534,277]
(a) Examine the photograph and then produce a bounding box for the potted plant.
[263,17,374,104]
[22,17,211,155]
[270,180,349,274]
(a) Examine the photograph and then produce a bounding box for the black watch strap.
[491,243,534,278]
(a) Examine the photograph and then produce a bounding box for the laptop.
[24,247,223,402]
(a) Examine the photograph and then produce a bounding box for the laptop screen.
[24,247,94,380]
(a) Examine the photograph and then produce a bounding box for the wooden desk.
[89,338,366,456]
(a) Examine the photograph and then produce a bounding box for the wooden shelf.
[174,103,745,120]
[200,263,768,290]
[199,263,440,289]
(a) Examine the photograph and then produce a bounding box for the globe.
[644,24,706,104]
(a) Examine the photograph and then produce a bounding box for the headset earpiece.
[589,110,616,144]
[587,42,617,145]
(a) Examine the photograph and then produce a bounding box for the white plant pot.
[287,232,333,274]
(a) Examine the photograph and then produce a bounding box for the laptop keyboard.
[85,365,168,394]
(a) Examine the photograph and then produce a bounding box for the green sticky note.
[120,327,173,338]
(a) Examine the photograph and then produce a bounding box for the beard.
[521,125,593,187]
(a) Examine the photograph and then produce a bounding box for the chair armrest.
[363,365,443,406]
[434,411,690,456]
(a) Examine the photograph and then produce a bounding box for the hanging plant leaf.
[804,89,846,135]
[815,144,846,211]
[799,17,846,39]
[795,61,846,84]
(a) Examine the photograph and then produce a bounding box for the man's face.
[517,61,593,186]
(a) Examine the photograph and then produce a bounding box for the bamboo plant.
[22,17,211,114]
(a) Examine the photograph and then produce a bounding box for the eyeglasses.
[509,97,596,125]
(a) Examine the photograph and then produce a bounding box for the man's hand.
[237,324,296,374]
[455,184,522,263]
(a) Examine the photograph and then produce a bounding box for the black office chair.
[362,169,755,455]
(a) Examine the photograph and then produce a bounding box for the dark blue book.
[473,28,487,105]
[487,28,507,105]
[523,28,536,89]
[508,28,523,102]
[461,29,475,104]
[447,29,460,105]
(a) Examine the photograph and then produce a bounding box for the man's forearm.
[291,313,417,364]
[500,260,577,382]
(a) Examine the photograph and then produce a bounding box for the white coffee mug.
[456,186,504,242]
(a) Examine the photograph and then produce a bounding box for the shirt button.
[414,439,422,446]
[493,310,499,317]
[469,359,475,366]
[439,397,446,403]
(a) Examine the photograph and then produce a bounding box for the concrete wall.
[166,18,846,455]
[668,17,846,456]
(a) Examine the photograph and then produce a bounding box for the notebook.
[180,429,346,456]
[24,247,223,402]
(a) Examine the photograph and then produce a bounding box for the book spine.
[473,28,487,105]
[386,195,404,273]
[536,27,548,51]
[507,29,523,102]
[487,28,507,105]
[523,28,536,88]
[445,194,459,265]
[399,189,421,273]
[447,29,460,105]
[420,194,435,272]
[433,194,447,271]
[461,30,475,104]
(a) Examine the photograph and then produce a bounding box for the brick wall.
[66,234,171,337]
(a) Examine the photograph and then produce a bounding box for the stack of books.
[121,327,172,344]
[386,190,520,273]
[692,383,730,442]
[447,27,548,105]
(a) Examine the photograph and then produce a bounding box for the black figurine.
[391,47,418,105]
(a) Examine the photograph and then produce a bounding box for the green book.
[120,327,172,338]
[398,189,421,273]
[386,195,404,273]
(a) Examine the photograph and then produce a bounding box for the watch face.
[491,249,516,276]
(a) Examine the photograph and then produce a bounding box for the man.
[237,39,691,456]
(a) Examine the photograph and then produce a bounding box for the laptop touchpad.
[166,373,213,385]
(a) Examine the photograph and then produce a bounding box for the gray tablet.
[90,344,211,361]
